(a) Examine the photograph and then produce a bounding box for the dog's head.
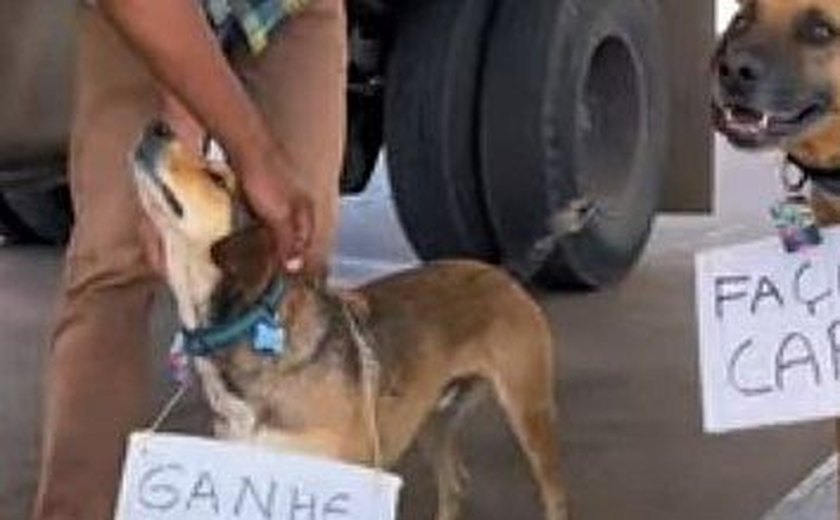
[133,121,237,248]
[133,122,278,307]
[133,122,330,366]
[713,0,840,153]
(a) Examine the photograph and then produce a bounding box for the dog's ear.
[211,226,276,305]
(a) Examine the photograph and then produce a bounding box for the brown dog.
[713,0,840,221]
[714,1,840,515]
[131,122,569,520]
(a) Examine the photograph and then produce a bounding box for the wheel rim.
[478,0,667,287]
[577,36,643,212]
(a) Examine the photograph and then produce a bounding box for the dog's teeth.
[760,114,770,130]
[725,108,734,122]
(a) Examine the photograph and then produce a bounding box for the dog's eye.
[205,169,230,192]
[729,2,756,34]
[797,10,839,47]
[730,12,751,34]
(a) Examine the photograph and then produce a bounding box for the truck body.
[0,0,713,287]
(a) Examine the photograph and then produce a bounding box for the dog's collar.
[178,277,287,358]
[787,155,840,197]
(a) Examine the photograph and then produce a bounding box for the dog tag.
[770,194,822,253]
[252,318,286,356]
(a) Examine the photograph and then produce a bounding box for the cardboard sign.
[696,226,840,434]
[115,433,402,520]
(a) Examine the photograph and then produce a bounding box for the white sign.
[696,227,840,433]
[115,433,402,520]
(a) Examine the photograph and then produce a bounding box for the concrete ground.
[0,142,836,520]
[764,456,836,520]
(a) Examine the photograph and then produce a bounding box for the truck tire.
[0,182,72,245]
[342,90,384,194]
[0,195,39,244]
[480,0,668,288]
[384,0,498,260]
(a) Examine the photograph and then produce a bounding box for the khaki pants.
[31,2,346,518]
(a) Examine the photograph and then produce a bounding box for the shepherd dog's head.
[714,0,840,164]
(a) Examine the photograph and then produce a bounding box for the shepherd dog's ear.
[211,225,276,305]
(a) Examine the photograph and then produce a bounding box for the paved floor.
[0,145,835,520]
[764,456,836,520]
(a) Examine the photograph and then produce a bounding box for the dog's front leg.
[194,358,256,439]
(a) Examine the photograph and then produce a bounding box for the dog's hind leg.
[420,384,483,520]
[420,419,467,520]
[490,353,569,520]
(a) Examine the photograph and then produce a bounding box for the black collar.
[787,155,840,196]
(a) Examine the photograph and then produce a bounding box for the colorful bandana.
[203,0,310,54]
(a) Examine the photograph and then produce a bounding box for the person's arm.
[98,0,312,273]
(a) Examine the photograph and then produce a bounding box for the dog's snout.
[150,121,174,140]
[718,50,766,95]
[135,121,171,176]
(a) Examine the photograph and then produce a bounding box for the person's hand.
[156,91,315,275]
[236,149,315,275]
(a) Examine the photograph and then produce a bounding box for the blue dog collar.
[178,278,287,358]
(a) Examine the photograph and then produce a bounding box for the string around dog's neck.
[178,277,287,358]
[787,154,840,196]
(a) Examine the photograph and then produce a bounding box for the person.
[31,0,346,518]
